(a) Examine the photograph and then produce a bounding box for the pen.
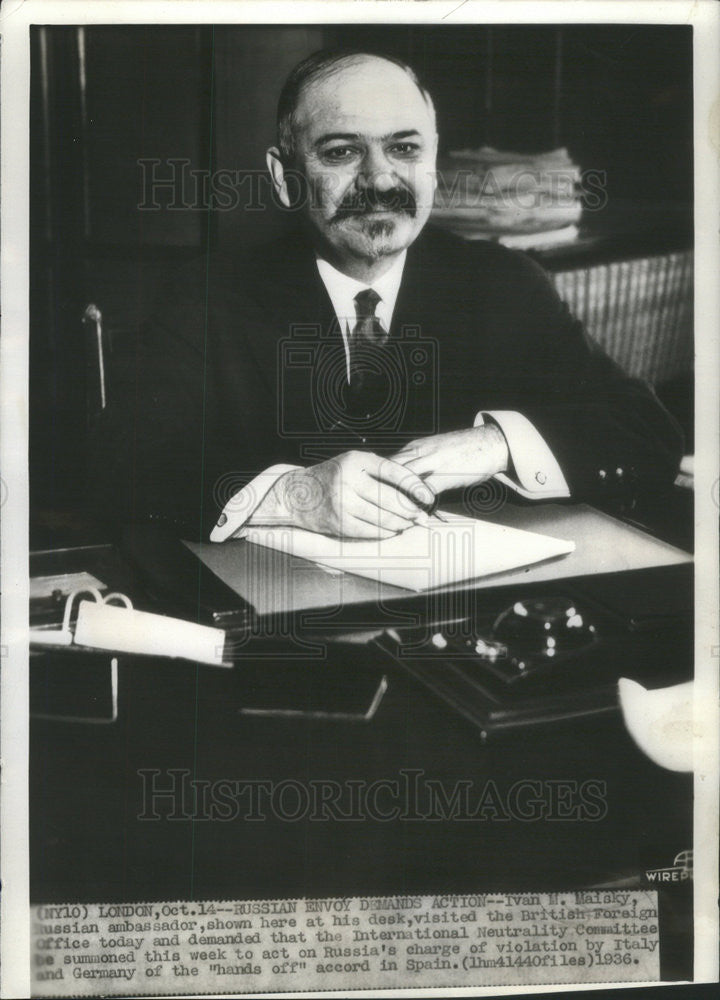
[424,489,450,524]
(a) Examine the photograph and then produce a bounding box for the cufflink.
[217,512,227,527]
[535,471,547,485]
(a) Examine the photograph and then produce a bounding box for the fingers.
[346,494,416,535]
[321,452,436,538]
[395,454,435,477]
[416,473,446,495]
[341,514,398,540]
[364,455,435,508]
[355,477,425,523]
[390,448,416,464]
[391,437,430,465]
[421,471,491,494]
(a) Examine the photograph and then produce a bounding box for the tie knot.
[354,287,381,321]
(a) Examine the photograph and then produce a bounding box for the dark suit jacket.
[90,226,683,541]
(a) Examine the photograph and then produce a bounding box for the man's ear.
[266,146,293,209]
[430,133,439,195]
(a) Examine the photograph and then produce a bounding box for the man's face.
[286,57,438,268]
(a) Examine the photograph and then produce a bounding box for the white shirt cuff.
[475,410,570,499]
[209,464,300,542]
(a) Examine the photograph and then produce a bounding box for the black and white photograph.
[1,1,718,997]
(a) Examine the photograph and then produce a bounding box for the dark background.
[29,24,693,540]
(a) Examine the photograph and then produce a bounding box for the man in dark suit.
[93,50,682,543]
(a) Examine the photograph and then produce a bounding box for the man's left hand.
[391,424,509,494]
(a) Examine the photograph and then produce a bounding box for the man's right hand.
[251,451,436,538]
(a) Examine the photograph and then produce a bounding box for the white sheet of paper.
[242,511,575,591]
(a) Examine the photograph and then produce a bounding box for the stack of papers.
[432,145,583,247]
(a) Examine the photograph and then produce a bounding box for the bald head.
[277,50,436,162]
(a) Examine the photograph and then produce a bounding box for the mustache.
[332,186,417,221]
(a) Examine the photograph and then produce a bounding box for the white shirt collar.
[315,251,407,335]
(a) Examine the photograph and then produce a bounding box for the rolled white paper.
[73,600,228,667]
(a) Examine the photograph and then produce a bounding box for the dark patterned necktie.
[349,288,388,391]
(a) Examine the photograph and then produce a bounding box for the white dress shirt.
[210,253,569,542]
[316,251,405,381]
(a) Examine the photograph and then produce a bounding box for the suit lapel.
[390,229,439,338]
[236,231,338,391]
